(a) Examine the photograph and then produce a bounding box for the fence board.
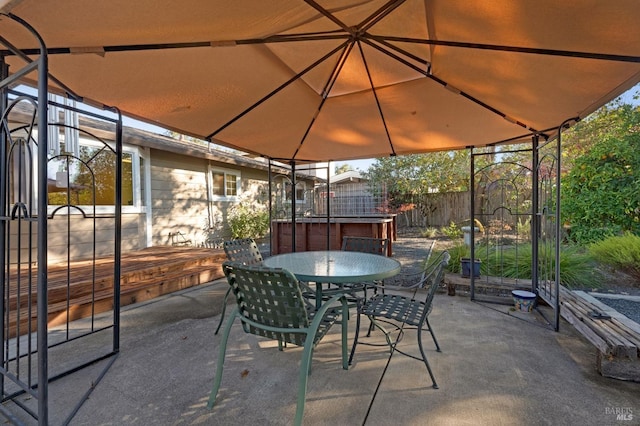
[399,191,470,228]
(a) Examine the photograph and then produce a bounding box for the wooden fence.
[397,191,470,228]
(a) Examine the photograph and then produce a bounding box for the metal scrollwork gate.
[1,14,121,425]
[470,133,563,331]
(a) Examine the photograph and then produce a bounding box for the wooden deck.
[6,246,226,337]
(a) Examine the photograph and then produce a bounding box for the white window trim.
[208,165,241,201]
[45,139,144,215]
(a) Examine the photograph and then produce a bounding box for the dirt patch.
[591,267,640,296]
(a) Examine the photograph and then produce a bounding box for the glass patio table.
[263,250,401,309]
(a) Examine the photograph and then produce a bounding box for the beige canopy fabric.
[1,0,639,162]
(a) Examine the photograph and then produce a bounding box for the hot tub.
[271,215,396,255]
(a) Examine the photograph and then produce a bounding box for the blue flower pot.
[460,258,481,278]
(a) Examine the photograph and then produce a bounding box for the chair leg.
[208,309,236,409]
[417,323,439,389]
[425,318,441,352]
[295,334,316,425]
[349,304,363,365]
[214,286,232,335]
[365,319,375,337]
[340,298,349,370]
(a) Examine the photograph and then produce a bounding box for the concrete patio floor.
[8,279,639,425]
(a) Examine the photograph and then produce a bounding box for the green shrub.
[589,233,640,280]
[494,244,600,289]
[421,227,439,238]
[516,218,531,241]
[440,221,462,240]
[561,133,640,244]
[228,203,269,240]
[553,246,603,289]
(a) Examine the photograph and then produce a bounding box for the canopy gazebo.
[1,1,640,424]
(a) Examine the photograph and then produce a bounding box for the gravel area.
[591,296,640,325]
[384,235,436,287]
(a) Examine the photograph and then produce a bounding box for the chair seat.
[349,250,450,389]
[362,294,427,328]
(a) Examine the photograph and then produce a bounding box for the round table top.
[263,250,401,283]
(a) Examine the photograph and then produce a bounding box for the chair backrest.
[222,261,311,346]
[223,238,263,265]
[341,236,389,256]
[416,251,450,314]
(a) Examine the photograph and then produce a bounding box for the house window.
[46,139,143,214]
[4,93,144,216]
[285,181,306,203]
[209,166,241,200]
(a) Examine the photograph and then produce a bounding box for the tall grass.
[441,242,602,289]
[589,233,640,280]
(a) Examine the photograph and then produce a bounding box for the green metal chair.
[341,236,389,256]
[214,238,263,335]
[208,262,349,426]
[349,250,450,389]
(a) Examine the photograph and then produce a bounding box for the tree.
[558,93,640,244]
[561,132,640,243]
[334,163,354,174]
[561,98,640,171]
[365,151,470,197]
[363,151,471,223]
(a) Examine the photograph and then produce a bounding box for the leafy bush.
[440,221,462,239]
[228,203,269,240]
[561,132,640,244]
[516,218,531,241]
[589,233,640,280]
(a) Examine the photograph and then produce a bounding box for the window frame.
[286,180,306,204]
[45,138,144,216]
[208,165,241,201]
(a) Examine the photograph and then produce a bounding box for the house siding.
[38,213,141,264]
[149,150,272,248]
[150,151,213,247]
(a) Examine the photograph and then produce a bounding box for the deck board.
[5,246,226,337]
